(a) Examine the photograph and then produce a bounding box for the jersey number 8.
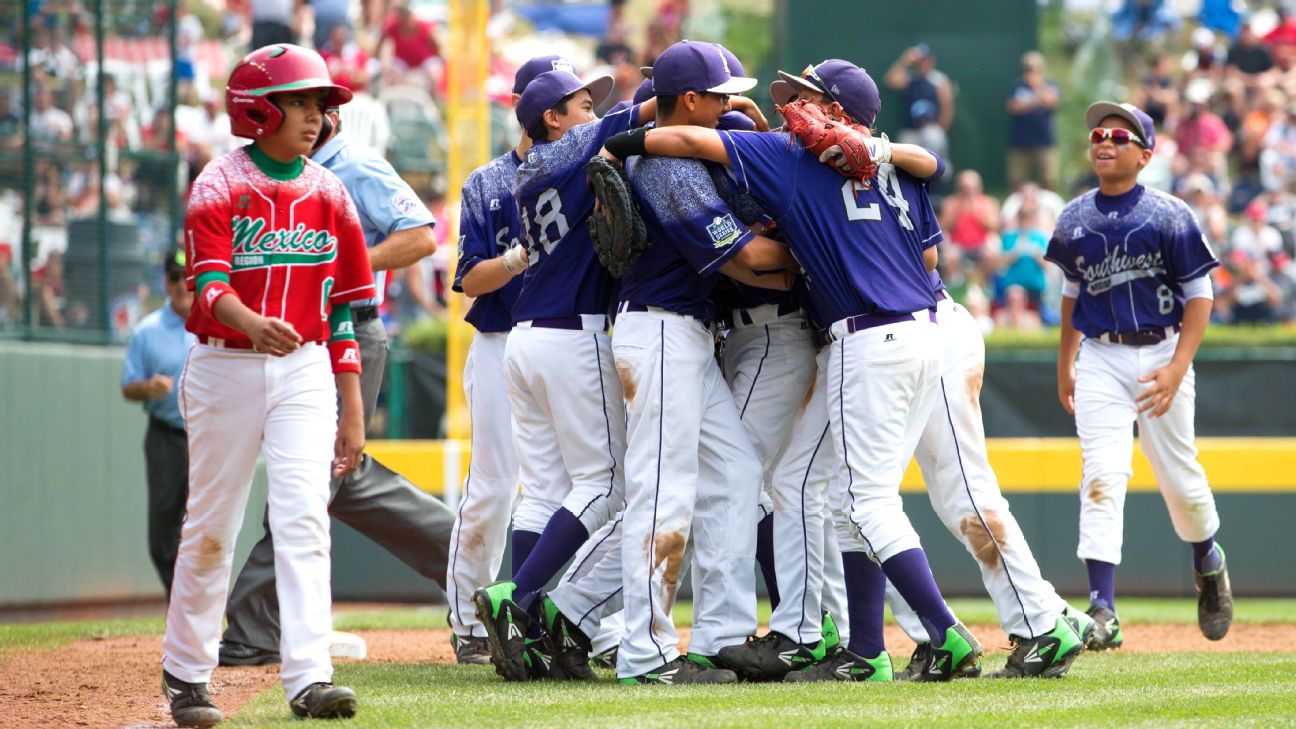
[520,187,569,255]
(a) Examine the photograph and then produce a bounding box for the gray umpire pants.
[222,313,455,651]
[145,417,188,594]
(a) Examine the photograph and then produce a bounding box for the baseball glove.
[585,156,649,279]
[778,99,883,188]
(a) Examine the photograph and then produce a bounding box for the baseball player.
[602,60,983,683]
[610,40,797,684]
[446,54,574,665]
[162,44,373,726]
[1046,101,1232,647]
[120,249,196,596]
[471,67,645,682]
[219,88,451,670]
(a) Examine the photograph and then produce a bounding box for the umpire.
[219,107,454,665]
[121,249,196,595]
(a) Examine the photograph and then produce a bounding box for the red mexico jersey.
[183,148,375,344]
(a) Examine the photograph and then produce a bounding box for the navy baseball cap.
[642,40,756,96]
[717,110,756,131]
[512,55,576,95]
[1085,101,1156,150]
[632,77,654,105]
[646,43,747,80]
[515,69,615,132]
[771,59,881,127]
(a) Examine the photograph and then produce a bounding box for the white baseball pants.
[1074,335,1219,565]
[613,310,761,677]
[889,296,1068,640]
[447,331,519,638]
[503,323,626,536]
[163,343,336,699]
[828,314,942,561]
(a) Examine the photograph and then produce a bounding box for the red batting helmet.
[225,44,353,140]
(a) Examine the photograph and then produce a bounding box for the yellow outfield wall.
[366,437,1296,496]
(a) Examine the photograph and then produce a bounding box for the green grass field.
[4,599,1296,728]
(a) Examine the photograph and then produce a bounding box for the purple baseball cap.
[770,59,881,127]
[645,43,747,80]
[717,110,756,132]
[1085,101,1156,150]
[632,77,655,104]
[515,69,615,132]
[513,55,577,95]
[640,40,756,97]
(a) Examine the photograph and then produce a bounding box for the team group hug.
[154,37,1234,727]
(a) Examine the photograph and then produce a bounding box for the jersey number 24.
[841,164,913,230]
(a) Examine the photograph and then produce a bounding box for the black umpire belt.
[352,304,380,324]
[1095,324,1180,346]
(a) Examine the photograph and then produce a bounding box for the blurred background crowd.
[2,0,1296,348]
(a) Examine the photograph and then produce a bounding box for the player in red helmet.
[160,44,374,727]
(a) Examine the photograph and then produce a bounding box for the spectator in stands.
[1198,0,1242,37]
[1001,181,1065,230]
[1184,26,1224,79]
[1134,52,1180,130]
[30,85,73,148]
[1111,0,1181,45]
[32,158,65,228]
[380,1,443,93]
[886,44,954,145]
[993,199,1050,307]
[1263,2,1296,71]
[25,23,82,84]
[1180,172,1230,249]
[1231,200,1285,265]
[34,249,65,329]
[1240,88,1287,171]
[1226,20,1275,77]
[1260,101,1296,193]
[1220,250,1282,322]
[994,285,1041,333]
[939,169,999,279]
[1177,79,1233,181]
[0,91,21,149]
[320,23,373,92]
[250,0,305,50]
[1005,51,1060,190]
[310,0,350,49]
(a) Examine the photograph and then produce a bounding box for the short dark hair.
[656,93,680,117]
[527,94,574,143]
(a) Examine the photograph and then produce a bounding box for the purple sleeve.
[910,172,942,250]
[635,158,754,275]
[1165,210,1220,282]
[718,130,798,218]
[1044,232,1081,282]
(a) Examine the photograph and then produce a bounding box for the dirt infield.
[3,623,1294,729]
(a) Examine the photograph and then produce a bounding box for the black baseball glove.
[585,156,648,279]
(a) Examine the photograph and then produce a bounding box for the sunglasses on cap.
[1089,127,1146,148]
[800,65,841,106]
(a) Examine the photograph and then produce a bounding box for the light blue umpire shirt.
[312,133,438,307]
[121,303,196,430]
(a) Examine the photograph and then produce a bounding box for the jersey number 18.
[520,187,570,255]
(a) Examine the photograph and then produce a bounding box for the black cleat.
[162,669,223,728]
[1196,546,1233,641]
[783,646,892,682]
[540,593,596,681]
[737,631,829,681]
[289,682,357,719]
[989,616,1085,679]
[621,656,738,685]
[217,641,280,666]
[472,582,532,682]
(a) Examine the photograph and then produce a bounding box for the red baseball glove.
[777,99,889,188]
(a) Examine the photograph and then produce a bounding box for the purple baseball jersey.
[620,155,753,319]
[1045,184,1219,338]
[718,130,941,325]
[454,150,525,332]
[512,106,641,322]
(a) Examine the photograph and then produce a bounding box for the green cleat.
[1085,605,1123,651]
[821,611,842,653]
[1063,605,1097,648]
[783,647,892,683]
[990,616,1085,678]
[621,656,738,685]
[913,622,982,682]
[472,581,532,681]
[738,631,829,681]
[539,593,596,681]
[1196,545,1233,641]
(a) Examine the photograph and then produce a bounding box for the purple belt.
[830,309,937,341]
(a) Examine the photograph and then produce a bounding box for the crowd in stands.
[2,0,1295,339]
